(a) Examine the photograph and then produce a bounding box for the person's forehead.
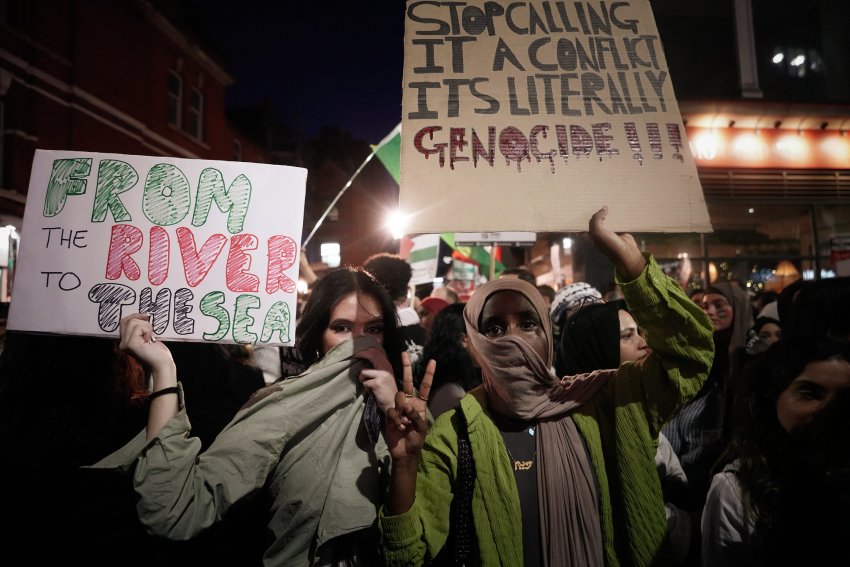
[331,292,381,317]
[703,292,730,303]
[482,290,536,315]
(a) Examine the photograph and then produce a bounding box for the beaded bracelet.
[147,386,179,403]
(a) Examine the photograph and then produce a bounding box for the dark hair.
[556,300,626,376]
[752,316,781,334]
[362,253,412,301]
[295,267,404,376]
[782,277,850,341]
[536,284,556,303]
[415,303,480,391]
[721,334,850,528]
[688,288,705,300]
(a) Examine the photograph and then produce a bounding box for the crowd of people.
[1,206,848,566]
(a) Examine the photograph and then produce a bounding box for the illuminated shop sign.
[686,127,850,169]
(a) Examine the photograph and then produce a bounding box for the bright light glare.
[790,55,806,67]
[748,207,755,214]
[296,279,309,294]
[386,211,408,240]
[691,131,720,160]
[562,237,572,250]
[820,136,850,163]
[320,242,341,268]
[775,134,810,161]
[772,52,784,64]
[732,133,767,161]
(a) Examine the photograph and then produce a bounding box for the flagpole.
[489,245,496,281]
[302,150,376,247]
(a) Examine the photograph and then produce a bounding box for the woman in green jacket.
[381,207,715,566]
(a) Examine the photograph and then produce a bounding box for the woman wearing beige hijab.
[380,208,715,567]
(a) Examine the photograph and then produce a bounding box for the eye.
[520,319,539,331]
[330,323,352,334]
[797,386,824,401]
[365,324,384,335]
[620,330,635,341]
[482,323,505,338]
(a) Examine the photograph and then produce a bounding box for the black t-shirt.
[492,410,541,567]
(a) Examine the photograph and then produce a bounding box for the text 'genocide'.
[413,121,686,172]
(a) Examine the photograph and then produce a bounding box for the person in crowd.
[701,335,850,566]
[414,302,481,419]
[751,290,778,320]
[536,284,556,309]
[558,300,693,564]
[416,295,449,333]
[663,280,753,516]
[379,207,714,566]
[90,267,419,566]
[430,285,459,305]
[549,280,604,369]
[364,252,427,367]
[780,276,850,341]
[744,316,782,358]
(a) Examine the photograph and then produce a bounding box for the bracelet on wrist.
[147,386,179,404]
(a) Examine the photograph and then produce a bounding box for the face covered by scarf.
[463,278,612,420]
[463,278,609,566]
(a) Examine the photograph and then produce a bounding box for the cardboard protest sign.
[400,0,712,234]
[7,150,307,345]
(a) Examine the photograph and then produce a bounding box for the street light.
[386,211,408,240]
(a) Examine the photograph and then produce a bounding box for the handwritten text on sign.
[408,0,680,171]
[400,0,711,234]
[8,151,307,345]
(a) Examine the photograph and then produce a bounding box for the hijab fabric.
[464,278,608,567]
[557,300,626,376]
[707,282,753,354]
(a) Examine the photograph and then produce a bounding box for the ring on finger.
[404,393,414,398]
[417,395,429,402]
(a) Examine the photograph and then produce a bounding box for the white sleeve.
[701,470,753,567]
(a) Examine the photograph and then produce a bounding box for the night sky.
[197,1,407,143]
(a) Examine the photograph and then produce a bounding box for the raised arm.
[118,313,178,440]
[588,205,646,282]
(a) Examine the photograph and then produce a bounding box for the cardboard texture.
[8,150,307,345]
[400,0,712,234]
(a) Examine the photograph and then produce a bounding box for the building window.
[188,87,203,140]
[320,242,341,268]
[167,70,182,127]
[233,139,243,161]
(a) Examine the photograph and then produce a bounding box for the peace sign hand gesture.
[385,352,435,462]
[385,352,435,515]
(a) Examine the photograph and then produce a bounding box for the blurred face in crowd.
[618,310,650,364]
[702,293,734,332]
[480,291,548,362]
[758,322,782,346]
[322,292,385,353]
[776,357,850,433]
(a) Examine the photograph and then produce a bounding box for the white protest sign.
[407,233,441,286]
[400,0,712,234]
[7,150,307,346]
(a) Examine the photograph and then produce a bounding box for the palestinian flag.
[374,124,503,277]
